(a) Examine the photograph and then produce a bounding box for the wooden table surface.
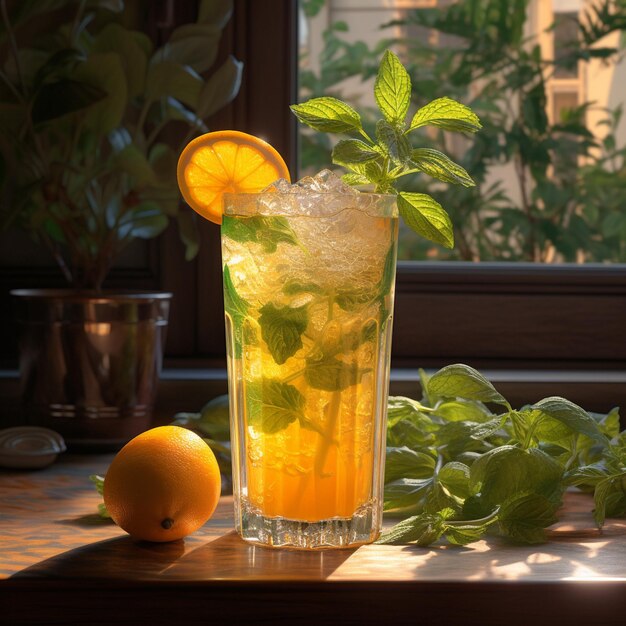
[2,454,626,625]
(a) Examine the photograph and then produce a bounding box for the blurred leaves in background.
[0,0,242,289]
[299,0,626,262]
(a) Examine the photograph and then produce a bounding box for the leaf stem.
[445,506,500,528]
[522,415,542,450]
[359,128,374,144]
[282,368,305,384]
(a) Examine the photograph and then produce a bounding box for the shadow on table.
[12,535,186,580]
[161,531,357,580]
[11,531,357,581]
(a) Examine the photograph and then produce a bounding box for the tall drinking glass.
[222,175,398,549]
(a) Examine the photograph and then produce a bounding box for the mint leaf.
[377,512,445,546]
[90,474,105,496]
[411,148,475,187]
[593,478,613,528]
[424,480,462,515]
[332,139,380,165]
[565,464,609,488]
[380,244,397,294]
[222,215,298,253]
[290,97,362,133]
[282,280,324,296]
[342,172,371,186]
[258,303,308,365]
[470,446,563,511]
[591,474,626,528]
[427,363,509,407]
[374,50,411,125]
[344,160,392,191]
[223,265,249,358]
[172,394,231,441]
[304,356,368,391]
[335,288,376,311]
[409,96,482,133]
[384,477,433,511]
[530,397,608,445]
[385,446,437,483]
[444,525,485,546]
[376,120,411,166]
[436,399,493,423]
[258,217,299,252]
[438,462,471,499]
[437,417,505,458]
[246,379,304,434]
[387,396,423,425]
[397,192,454,249]
[89,475,111,519]
[498,493,559,544]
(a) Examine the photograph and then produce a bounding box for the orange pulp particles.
[177,130,291,224]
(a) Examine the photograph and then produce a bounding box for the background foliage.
[0,0,241,289]
[299,0,626,262]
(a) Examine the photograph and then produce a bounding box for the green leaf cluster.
[221,215,299,254]
[0,0,242,290]
[291,50,481,249]
[89,474,112,519]
[298,2,626,263]
[378,363,625,546]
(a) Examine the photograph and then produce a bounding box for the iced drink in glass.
[222,170,398,549]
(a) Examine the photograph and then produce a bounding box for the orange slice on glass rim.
[177,130,291,224]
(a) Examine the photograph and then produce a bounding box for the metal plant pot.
[11,289,172,446]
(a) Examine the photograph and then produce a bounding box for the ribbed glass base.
[236,498,380,550]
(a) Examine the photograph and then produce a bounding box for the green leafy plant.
[292,50,481,249]
[378,363,625,546]
[298,0,626,261]
[0,0,242,290]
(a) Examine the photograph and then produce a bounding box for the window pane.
[553,11,580,79]
[297,0,626,263]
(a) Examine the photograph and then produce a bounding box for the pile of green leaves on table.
[378,364,626,546]
[92,365,626,540]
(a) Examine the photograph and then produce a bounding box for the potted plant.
[0,0,242,445]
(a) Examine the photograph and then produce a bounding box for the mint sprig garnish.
[291,50,482,248]
[377,363,626,546]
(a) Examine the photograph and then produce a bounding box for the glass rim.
[222,190,398,218]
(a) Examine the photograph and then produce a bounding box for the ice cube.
[294,176,317,191]
[262,178,293,193]
[310,169,358,195]
[263,170,359,196]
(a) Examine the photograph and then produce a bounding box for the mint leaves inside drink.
[258,303,308,365]
[291,50,482,248]
[377,363,626,547]
[246,379,305,434]
[222,215,299,253]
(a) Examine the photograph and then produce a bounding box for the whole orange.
[103,425,221,542]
